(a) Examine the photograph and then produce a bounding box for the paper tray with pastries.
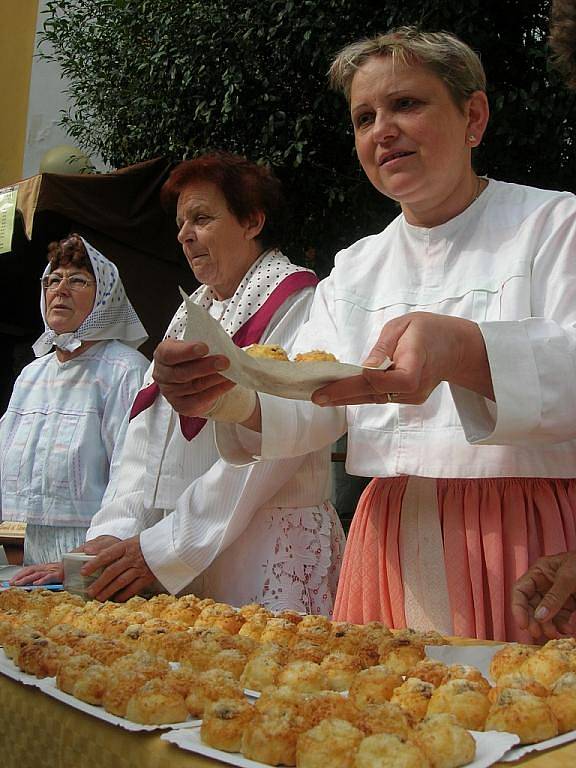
[0,647,43,687]
[0,647,200,732]
[35,676,201,732]
[162,727,520,768]
[425,643,576,760]
[181,292,392,401]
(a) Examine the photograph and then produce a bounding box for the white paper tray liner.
[181,294,391,401]
[426,643,576,760]
[162,726,519,768]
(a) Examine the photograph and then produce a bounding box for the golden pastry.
[357,701,414,739]
[378,637,425,675]
[238,603,270,620]
[16,638,71,678]
[125,678,188,725]
[330,623,379,667]
[245,343,289,360]
[46,623,88,648]
[297,718,364,768]
[278,660,329,693]
[415,713,476,768]
[163,664,199,698]
[102,670,152,717]
[548,672,576,733]
[72,663,110,706]
[74,634,129,666]
[304,690,360,727]
[241,707,309,766]
[238,612,269,642]
[56,653,97,694]
[240,653,283,692]
[407,659,449,688]
[185,668,244,718]
[487,672,549,702]
[195,602,245,634]
[521,646,572,688]
[320,651,363,691]
[489,643,536,682]
[349,665,404,710]
[485,688,558,744]
[427,679,490,731]
[206,648,248,679]
[2,625,45,660]
[444,664,491,694]
[291,639,327,664]
[201,697,256,752]
[260,617,298,647]
[390,678,436,723]
[276,609,304,626]
[294,350,338,362]
[354,732,429,768]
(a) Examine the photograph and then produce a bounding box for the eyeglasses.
[41,275,96,292]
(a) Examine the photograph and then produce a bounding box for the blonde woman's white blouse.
[217,180,576,478]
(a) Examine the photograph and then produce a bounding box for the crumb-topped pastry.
[278,660,329,693]
[354,732,429,768]
[407,659,449,688]
[390,678,436,723]
[297,718,364,768]
[548,672,576,733]
[241,706,311,766]
[379,637,426,675]
[427,679,490,731]
[321,651,363,691]
[489,643,536,682]
[520,646,572,688]
[125,678,188,724]
[201,697,256,752]
[485,687,558,744]
[444,664,491,694]
[56,653,98,694]
[415,713,476,768]
[185,668,244,717]
[245,343,289,360]
[357,701,414,740]
[349,665,404,709]
[294,350,339,362]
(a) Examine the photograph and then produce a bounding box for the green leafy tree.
[41,0,576,271]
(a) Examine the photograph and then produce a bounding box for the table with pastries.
[1,589,576,768]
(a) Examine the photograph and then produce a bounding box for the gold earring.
[468,135,476,143]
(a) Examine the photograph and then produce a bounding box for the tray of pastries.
[2,587,576,761]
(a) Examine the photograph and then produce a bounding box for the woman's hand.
[81,535,156,602]
[83,535,121,555]
[312,312,494,407]
[9,562,64,586]
[512,552,576,640]
[152,339,235,416]
[7,535,122,587]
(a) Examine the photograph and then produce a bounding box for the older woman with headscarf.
[151,29,576,643]
[1,234,148,565]
[41,153,344,613]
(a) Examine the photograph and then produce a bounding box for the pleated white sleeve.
[452,194,576,446]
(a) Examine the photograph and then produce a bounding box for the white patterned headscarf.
[32,236,148,357]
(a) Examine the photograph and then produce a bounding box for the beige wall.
[0,0,39,187]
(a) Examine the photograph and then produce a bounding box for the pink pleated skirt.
[333,476,576,643]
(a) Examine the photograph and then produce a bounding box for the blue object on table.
[0,582,64,590]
